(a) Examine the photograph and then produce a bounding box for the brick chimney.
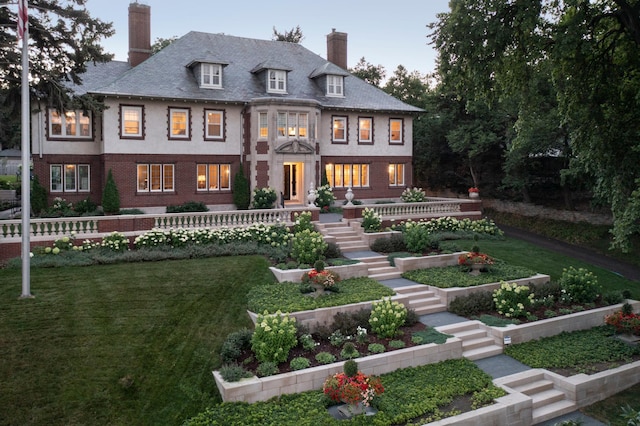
[128,2,151,67]
[326,28,347,70]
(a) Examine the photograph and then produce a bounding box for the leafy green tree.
[151,36,178,54]
[0,0,114,148]
[30,174,48,216]
[383,66,430,108]
[102,169,120,214]
[272,26,303,43]
[232,165,250,210]
[349,57,386,87]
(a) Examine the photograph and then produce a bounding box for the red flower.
[458,252,494,266]
[322,371,384,406]
[468,187,479,193]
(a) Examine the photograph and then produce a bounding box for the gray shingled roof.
[81,31,423,114]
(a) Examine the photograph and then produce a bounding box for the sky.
[83,0,451,76]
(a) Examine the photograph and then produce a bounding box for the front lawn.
[402,261,537,288]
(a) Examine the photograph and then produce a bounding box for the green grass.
[402,262,536,288]
[582,384,640,425]
[0,256,275,426]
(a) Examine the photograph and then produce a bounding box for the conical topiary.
[30,174,48,216]
[343,359,358,377]
[102,169,120,214]
[232,164,250,210]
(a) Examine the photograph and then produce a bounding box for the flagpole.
[19,0,32,299]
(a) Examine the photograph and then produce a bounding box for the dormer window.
[268,70,287,93]
[327,75,344,97]
[201,63,222,88]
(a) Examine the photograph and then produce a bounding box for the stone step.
[436,321,482,335]
[316,222,348,229]
[324,228,358,235]
[532,399,577,425]
[512,379,554,396]
[531,388,566,410]
[369,271,403,281]
[357,256,389,263]
[411,303,447,315]
[400,289,435,299]
[334,235,362,243]
[496,370,546,390]
[462,344,503,360]
[339,244,370,253]
[393,284,429,294]
[454,328,489,341]
[462,336,496,351]
[363,260,391,269]
[408,296,441,307]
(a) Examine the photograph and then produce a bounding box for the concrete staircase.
[315,222,369,253]
[435,321,503,361]
[394,284,447,315]
[495,370,577,424]
[357,255,402,280]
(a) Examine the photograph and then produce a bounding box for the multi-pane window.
[120,105,144,138]
[358,117,373,144]
[258,112,268,139]
[327,75,344,96]
[50,164,90,192]
[268,70,287,93]
[389,118,403,144]
[389,163,405,186]
[325,164,369,188]
[196,164,231,191]
[205,109,224,140]
[201,63,222,88]
[48,109,92,139]
[137,164,174,192]
[332,116,347,143]
[277,112,308,139]
[169,107,190,139]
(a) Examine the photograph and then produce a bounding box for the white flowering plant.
[400,187,426,203]
[292,211,314,234]
[399,217,503,237]
[558,266,601,304]
[251,310,298,364]
[100,231,130,252]
[290,229,327,265]
[315,184,336,211]
[361,207,382,232]
[252,187,278,209]
[493,281,535,318]
[369,298,407,338]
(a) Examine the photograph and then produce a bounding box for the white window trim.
[196,164,231,191]
[332,116,347,143]
[277,112,308,139]
[137,164,174,192]
[201,63,222,89]
[358,117,373,144]
[258,112,268,140]
[268,70,287,93]
[326,163,370,188]
[204,109,224,140]
[169,107,190,139]
[121,105,144,138]
[48,109,92,139]
[389,163,405,186]
[327,75,344,97]
[389,118,403,144]
[50,164,90,192]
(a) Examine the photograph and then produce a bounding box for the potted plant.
[322,360,384,417]
[458,249,494,275]
[300,260,340,295]
[468,187,480,199]
[605,303,640,338]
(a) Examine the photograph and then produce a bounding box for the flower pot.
[469,263,484,276]
[310,282,325,296]
[337,401,364,417]
[469,191,479,199]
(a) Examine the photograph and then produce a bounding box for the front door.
[283,163,302,204]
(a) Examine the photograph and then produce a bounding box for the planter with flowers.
[458,248,494,276]
[468,187,480,199]
[323,360,384,418]
[605,302,640,342]
[301,260,340,296]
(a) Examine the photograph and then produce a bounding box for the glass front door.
[283,163,302,203]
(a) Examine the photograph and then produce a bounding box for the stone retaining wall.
[482,198,613,225]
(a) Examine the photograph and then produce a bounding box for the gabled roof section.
[77,31,423,113]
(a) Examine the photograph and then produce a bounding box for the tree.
[383,66,430,108]
[349,57,386,87]
[429,0,640,250]
[102,169,120,214]
[272,26,303,43]
[0,0,114,148]
[30,174,48,216]
[232,165,250,210]
[151,36,178,54]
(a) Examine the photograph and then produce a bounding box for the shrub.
[361,207,382,232]
[30,174,48,215]
[290,230,327,265]
[370,234,407,253]
[315,184,335,211]
[73,197,98,215]
[220,328,253,364]
[389,340,405,349]
[292,211,314,233]
[559,267,601,303]
[404,223,440,253]
[99,231,130,252]
[493,281,535,318]
[448,291,495,317]
[602,290,625,305]
[367,343,385,354]
[324,242,342,259]
[328,330,346,347]
[256,361,278,377]
[219,364,253,382]
[331,308,371,336]
[369,298,407,338]
[252,187,277,209]
[232,165,250,210]
[343,359,358,377]
[166,201,208,213]
[298,333,317,351]
[102,169,120,214]
[340,342,360,359]
[289,357,311,371]
[315,352,336,364]
[401,187,426,202]
[251,311,297,364]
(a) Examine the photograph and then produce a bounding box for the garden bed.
[269,262,369,283]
